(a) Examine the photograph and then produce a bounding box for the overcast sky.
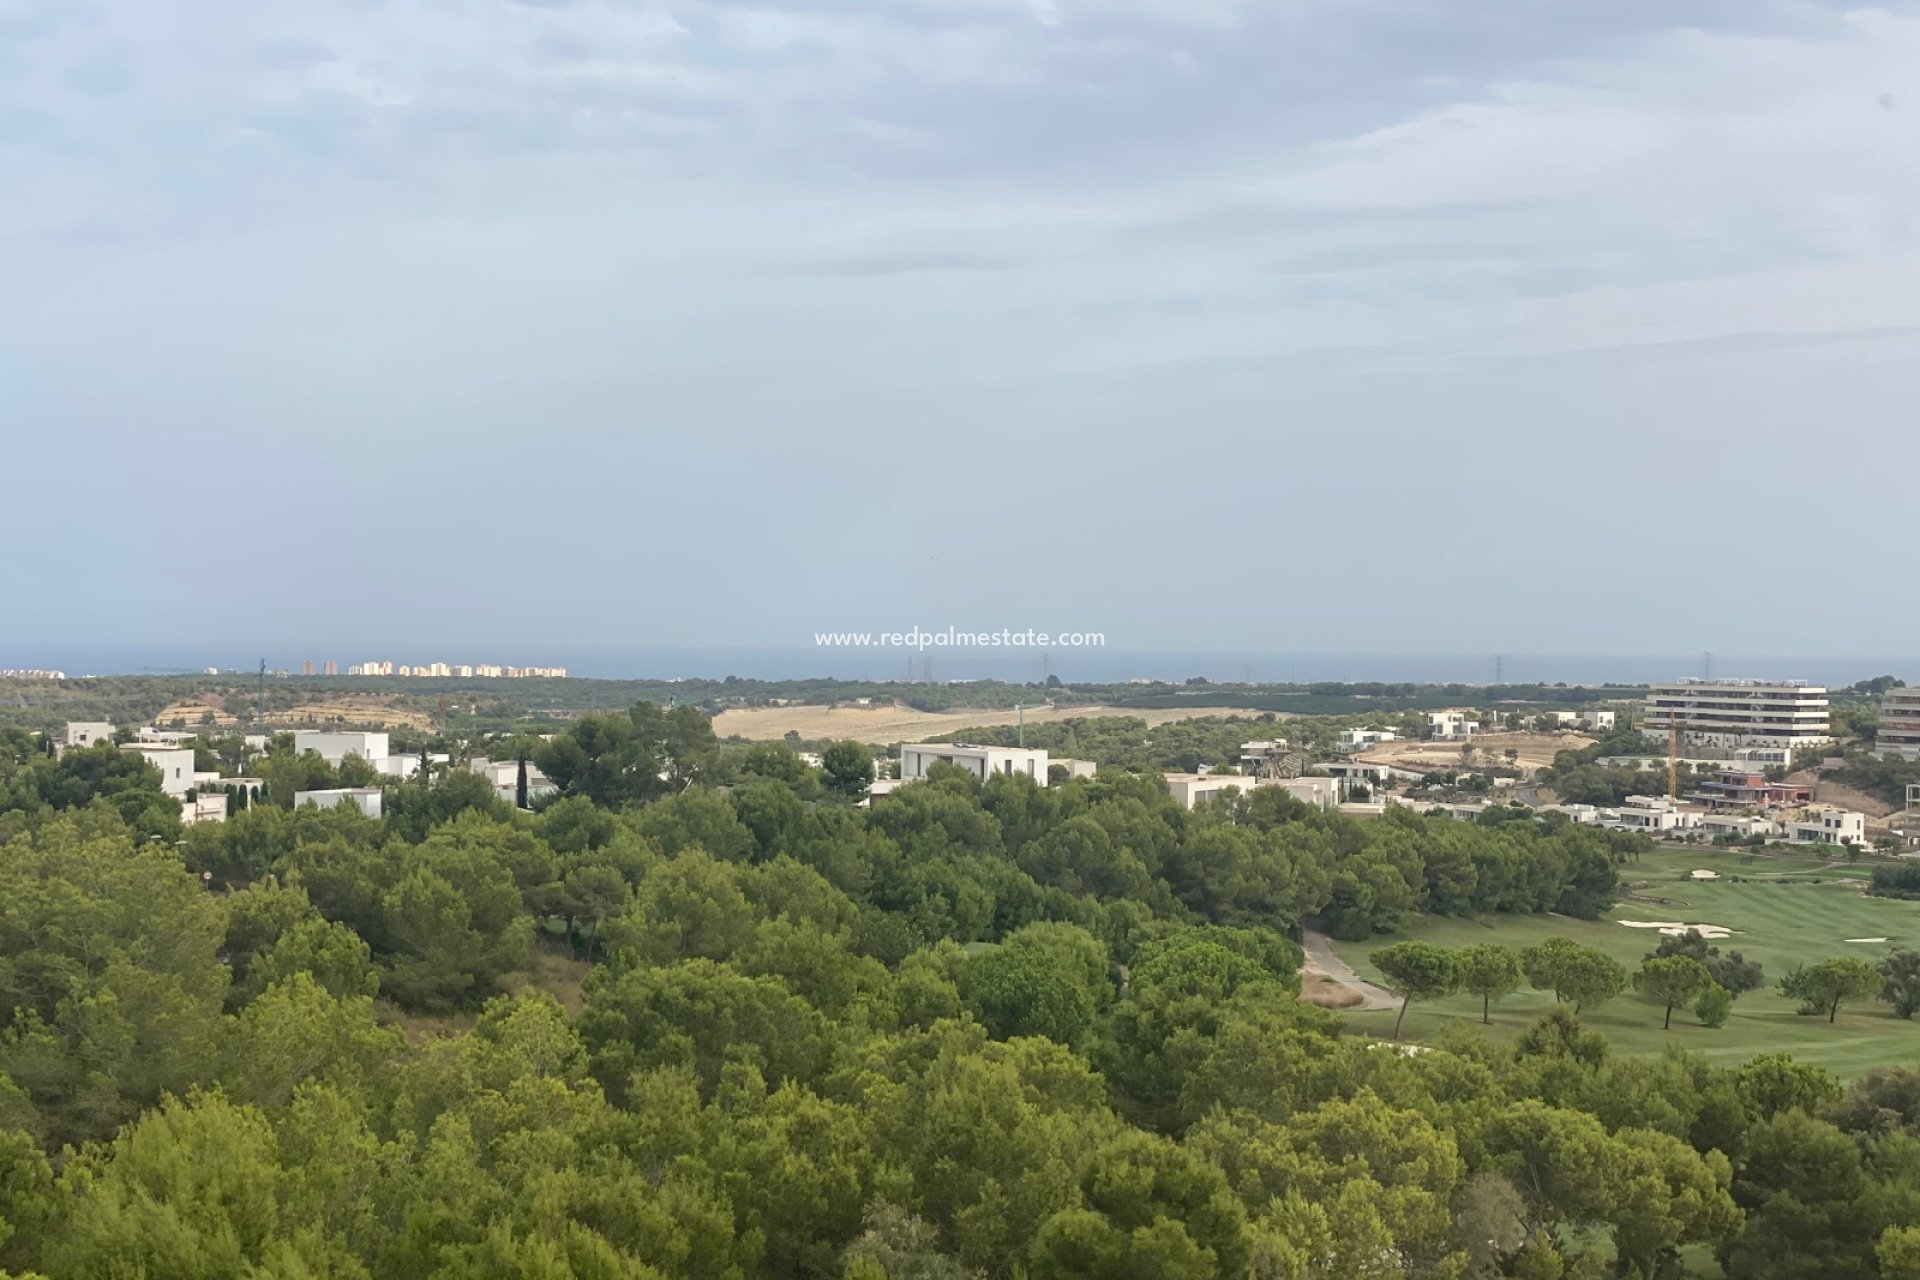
[5,0,1918,667]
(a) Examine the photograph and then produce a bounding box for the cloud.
[5,0,1920,654]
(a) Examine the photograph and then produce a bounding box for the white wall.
[900,745,1049,784]
[64,721,114,751]
[293,788,384,819]
[294,731,392,765]
[121,744,196,797]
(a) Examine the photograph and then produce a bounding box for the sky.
[4,0,1919,672]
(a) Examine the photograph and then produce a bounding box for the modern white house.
[1053,758,1098,781]
[1337,728,1400,750]
[377,751,452,780]
[1550,709,1618,731]
[900,744,1049,784]
[293,730,392,766]
[181,793,229,825]
[1318,761,1393,785]
[120,743,196,798]
[1238,740,1290,772]
[1700,813,1783,841]
[1604,795,1697,834]
[1642,680,1831,753]
[468,757,559,807]
[292,787,384,819]
[63,721,115,752]
[1787,807,1867,848]
[1164,773,1262,809]
[1278,776,1341,809]
[1880,689,1920,761]
[1429,712,1478,741]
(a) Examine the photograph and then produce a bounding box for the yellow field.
[711,703,1281,744]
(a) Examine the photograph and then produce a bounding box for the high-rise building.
[322,660,338,676]
[301,660,315,676]
[1880,688,1920,761]
[1643,679,1831,753]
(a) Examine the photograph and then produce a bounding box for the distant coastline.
[3,645,1911,688]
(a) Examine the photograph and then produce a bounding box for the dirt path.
[1301,929,1399,1012]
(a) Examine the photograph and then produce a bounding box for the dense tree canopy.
[0,699,1904,1279]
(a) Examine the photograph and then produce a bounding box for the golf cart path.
[1302,929,1400,1012]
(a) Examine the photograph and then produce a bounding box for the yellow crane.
[1668,719,1682,801]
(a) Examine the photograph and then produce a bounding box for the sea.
[6,644,1915,689]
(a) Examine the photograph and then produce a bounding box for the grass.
[1333,845,1920,1077]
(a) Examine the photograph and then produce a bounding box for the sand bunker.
[1846,937,1890,944]
[1690,870,1720,880]
[1618,921,1736,939]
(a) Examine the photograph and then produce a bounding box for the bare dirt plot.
[711,703,1282,744]
[1357,731,1592,773]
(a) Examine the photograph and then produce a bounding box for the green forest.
[4,704,1919,1279]
[0,674,1646,738]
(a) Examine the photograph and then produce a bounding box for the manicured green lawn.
[1334,846,1920,1077]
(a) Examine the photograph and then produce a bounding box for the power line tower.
[1494,654,1504,685]
[257,659,267,728]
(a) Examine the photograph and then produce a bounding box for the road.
[1301,929,1400,1012]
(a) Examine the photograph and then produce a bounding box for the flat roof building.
[900,743,1049,785]
[1429,712,1478,740]
[1880,689,1920,762]
[1165,773,1262,809]
[1787,806,1867,848]
[63,721,114,752]
[293,731,392,766]
[293,787,384,819]
[1693,770,1815,810]
[1643,679,1830,753]
[1238,740,1290,772]
[1337,728,1399,750]
[468,757,559,808]
[120,743,195,798]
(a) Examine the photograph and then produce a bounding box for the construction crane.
[1668,721,1680,800]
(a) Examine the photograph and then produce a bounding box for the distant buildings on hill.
[304,660,570,678]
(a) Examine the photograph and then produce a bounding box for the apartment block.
[1642,679,1830,753]
[1880,689,1920,761]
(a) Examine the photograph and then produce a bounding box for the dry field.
[1357,731,1592,773]
[151,693,436,732]
[711,703,1282,744]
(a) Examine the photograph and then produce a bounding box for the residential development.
[1642,679,1831,754]
[1881,688,1920,760]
